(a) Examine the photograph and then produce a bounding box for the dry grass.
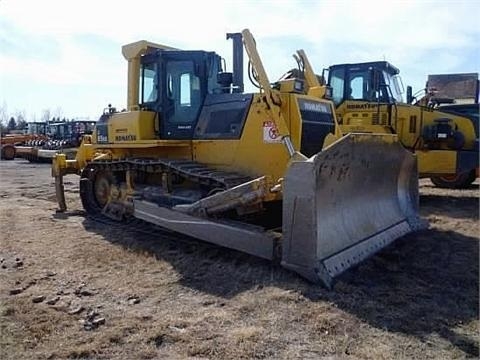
[0,161,478,359]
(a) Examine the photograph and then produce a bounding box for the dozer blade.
[281,133,424,288]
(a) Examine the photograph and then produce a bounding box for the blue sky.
[0,0,479,122]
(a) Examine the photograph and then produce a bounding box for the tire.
[430,170,477,189]
[1,145,16,160]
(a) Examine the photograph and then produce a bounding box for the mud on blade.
[281,133,424,288]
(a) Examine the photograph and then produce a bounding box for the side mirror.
[406,86,413,104]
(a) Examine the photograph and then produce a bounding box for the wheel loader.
[290,53,478,189]
[52,29,423,288]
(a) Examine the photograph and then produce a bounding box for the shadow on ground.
[421,182,479,191]
[325,229,478,357]
[420,194,479,220]
[74,214,479,357]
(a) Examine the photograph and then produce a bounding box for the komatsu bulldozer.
[297,57,478,189]
[52,29,422,288]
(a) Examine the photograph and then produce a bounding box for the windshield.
[48,124,64,139]
[27,123,44,135]
[383,71,404,103]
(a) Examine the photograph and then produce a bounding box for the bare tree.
[41,108,51,122]
[0,101,8,124]
[17,114,27,130]
[0,101,8,134]
[53,106,63,120]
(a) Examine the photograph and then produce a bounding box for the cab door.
[160,54,205,139]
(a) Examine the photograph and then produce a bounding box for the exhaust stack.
[226,32,244,93]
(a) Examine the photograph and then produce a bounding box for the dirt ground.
[0,159,478,360]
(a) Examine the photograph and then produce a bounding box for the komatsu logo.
[300,101,330,113]
[115,134,137,141]
[346,103,379,109]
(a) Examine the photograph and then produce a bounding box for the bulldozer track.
[90,158,252,190]
[79,158,254,245]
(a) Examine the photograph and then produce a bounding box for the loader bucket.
[281,133,423,288]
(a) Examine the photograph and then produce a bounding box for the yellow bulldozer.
[52,29,423,288]
[288,51,478,189]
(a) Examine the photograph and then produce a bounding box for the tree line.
[0,102,71,135]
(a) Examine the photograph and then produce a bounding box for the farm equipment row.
[1,120,95,162]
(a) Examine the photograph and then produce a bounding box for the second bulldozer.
[52,30,423,288]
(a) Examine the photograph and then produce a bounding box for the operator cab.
[138,35,251,141]
[47,123,68,140]
[327,61,404,106]
[139,50,227,139]
[27,122,47,136]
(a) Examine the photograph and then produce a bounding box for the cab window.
[348,71,370,100]
[166,61,202,124]
[180,73,191,106]
[329,68,345,106]
[140,63,157,103]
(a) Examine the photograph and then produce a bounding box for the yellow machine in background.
[291,52,478,189]
[52,30,423,288]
